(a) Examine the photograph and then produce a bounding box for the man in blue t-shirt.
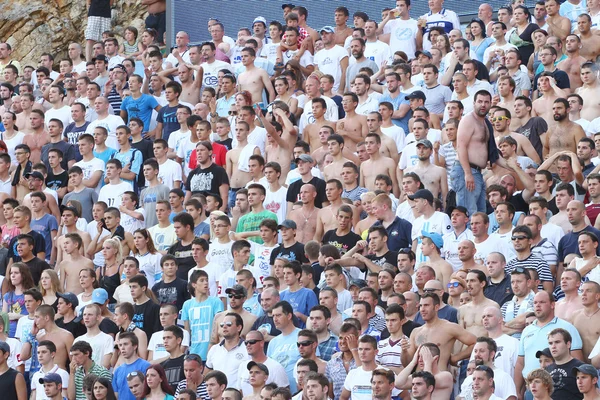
[155,81,183,142]
[280,263,318,322]
[112,332,150,400]
[120,74,161,132]
[266,301,301,393]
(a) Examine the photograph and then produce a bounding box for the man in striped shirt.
[68,340,112,400]
[376,304,405,375]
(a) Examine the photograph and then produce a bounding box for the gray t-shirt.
[62,187,98,223]
[346,59,379,89]
[422,84,452,115]
[140,184,170,227]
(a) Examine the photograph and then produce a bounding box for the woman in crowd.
[39,269,60,311]
[77,267,99,315]
[142,364,175,400]
[2,263,34,337]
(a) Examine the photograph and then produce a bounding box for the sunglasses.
[447,282,462,288]
[512,266,528,274]
[398,248,412,254]
[220,321,234,327]
[511,235,529,241]
[245,339,262,346]
[423,288,439,293]
[229,111,238,116]
[297,340,314,347]
[491,116,509,122]
[228,294,244,299]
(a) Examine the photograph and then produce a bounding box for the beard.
[553,113,567,121]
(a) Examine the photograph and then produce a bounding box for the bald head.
[424,279,444,291]
[245,330,265,341]
[301,183,316,193]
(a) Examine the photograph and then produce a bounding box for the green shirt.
[74,362,112,400]
[236,209,278,244]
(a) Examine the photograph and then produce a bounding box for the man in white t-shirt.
[75,133,105,193]
[45,86,72,132]
[379,0,422,60]
[72,302,113,369]
[85,96,125,149]
[153,138,182,189]
[98,159,133,209]
[409,189,452,264]
[314,26,349,94]
[147,304,191,361]
[30,345,69,400]
[200,42,233,89]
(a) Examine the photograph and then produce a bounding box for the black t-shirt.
[133,299,162,340]
[7,230,46,265]
[516,117,547,160]
[310,262,324,286]
[365,250,398,271]
[483,274,513,308]
[88,0,111,17]
[152,278,191,309]
[161,355,185,391]
[286,176,327,208]
[509,193,529,214]
[167,241,195,280]
[24,257,51,286]
[46,170,68,194]
[548,197,560,215]
[132,138,155,187]
[533,69,571,92]
[269,242,309,264]
[216,138,233,150]
[546,358,584,400]
[56,316,87,338]
[322,229,362,256]
[64,122,90,161]
[453,59,490,82]
[99,317,119,336]
[185,163,230,196]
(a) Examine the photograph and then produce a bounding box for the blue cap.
[39,372,62,384]
[92,288,109,305]
[421,231,443,249]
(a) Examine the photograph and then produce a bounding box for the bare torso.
[459,113,489,168]
[337,115,367,152]
[238,68,267,105]
[557,56,586,89]
[289,207,319,243]
[580,33,600,61]
[180,81,201,104]
[265,144,291,185]
[406,163,445,199]
[572,309,600,362]
[576,84,600,121]
[555,296,583,323]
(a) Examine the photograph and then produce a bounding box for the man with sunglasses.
[505,225,554,293]
[205,313,248,390]
[237,331,289,396]
[211,285,257,344]
[294,329,326,378]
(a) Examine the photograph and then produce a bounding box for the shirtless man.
[575,62,600,121]
[554,268,583,322]
[532,74,569,122]
[492,108,541,164]
[288,184,319,243]
[395,343,454,400]
[238,47,275,106]
[360,133,399,196]
[312,126,335,169]
[22,305,74,370]
[419,234,454,288]
[263,106,296,185]
[544,0,571,41]
[496,77,518,130]
[406,140,448,205]
[336,92,368,152]
[366,111,399,166]
[571,280,600,363]
[323,134,351,181]
[226,121,261,190]
[16,93,36,133]
[458,270,500,341]
[55,207,92,265]
[303,98,333,150]
[58,233,94,294]
[577,14,600,62]
[178,63,203,104]
[543,98,586,160]
[22,109,50,163]
[557,35,587,90]
[401,293,477,372]
[314,179,358,242]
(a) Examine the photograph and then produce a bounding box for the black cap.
[349,279,368,289]
[247,361,269,374]
[536,348,553,359]
[447,205,469,218]
[572,364,598,378]
[282,3,295,9]
[92,55,108,63]
[25,171,45,180]
[405,91,426,101]
[407,189,434,203]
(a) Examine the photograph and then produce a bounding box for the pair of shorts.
[85,16,112,41]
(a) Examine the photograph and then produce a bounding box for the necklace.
[584,307,600,318]
[301,208,315,223]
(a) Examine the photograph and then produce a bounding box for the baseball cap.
[253,16,267,27]
[282,3,295,9]
[421,231,443,249]
[0,341,9,354]
[295,154,314,164]
[349,279,368,289]
[407,189,434,203]
[61,205,80,218]
[320,26,335,33]
[572,364,598,378]
[535,348,553,359]
[25,171,45,180]
[278,219,297,230]
[110,64,127,73]
[39,373,62,385]
[415,50,433,59]
[405,91,426,101]
[416,139,433,149]
[225,284,248,297]
[247,361,269,374]
[92,55,108,63]
[447,205,469,218]
[92,288,109,305]
[57,292,79,309]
